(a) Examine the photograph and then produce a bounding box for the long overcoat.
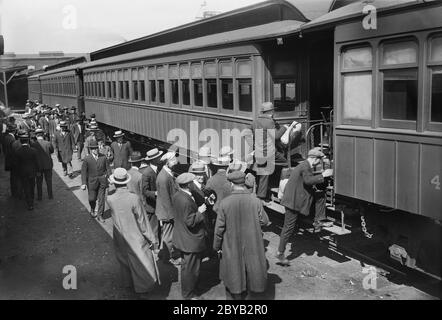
[214,190,269,294]
[106,187,159,293]
[54,131,75,163]
[155,168,178,221]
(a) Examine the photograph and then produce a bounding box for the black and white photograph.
[0,0,441,304]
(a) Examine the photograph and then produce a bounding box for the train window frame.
[204,60,219,111]
[378,38,419,130]
[427,34,442,131]
[339,44,374,126]
[180,63,191,109]
[219,59,234,114]
[236,58,254,115]
[132,68,139,102]
[190,62,204,110]
[169,64,179,107]
[157,65,166,106]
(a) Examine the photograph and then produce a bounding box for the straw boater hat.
[129,151,143,163]
[113,130,124,138]
[227,160,247,174]
[189,161,206,174]
[109,168,131,185]
[161,151,176,163]
[212,156,231,166]
[145,148,164,161]
[219,146,234,157]
[59,121,68,128]
[261,102,274,113]
[35,128,45,135]
[87,124,99,131]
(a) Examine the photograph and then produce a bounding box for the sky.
[0,0,265,54]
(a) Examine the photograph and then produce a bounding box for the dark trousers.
[10,169,22,198]
[36,169,53,199]
[159,220,180,260]
[181,252,202,299]
[77,141,84,159]
[278,208,299,254]
[88,176,107,215]
[256,151,286,200]
[61,162,72,173]
[21,175,36,208]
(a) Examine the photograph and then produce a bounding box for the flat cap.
[176,173,195,186]
[307,148,325,159]
[227,170,246,185]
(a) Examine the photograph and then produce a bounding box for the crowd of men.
[1,100,333,300]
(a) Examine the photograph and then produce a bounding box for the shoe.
[275,252,290,266]
[97,215,105,223]
[90,211,98,218]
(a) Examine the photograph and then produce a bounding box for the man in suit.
[127,152,144,197]
[172,173,207,300]
[15,132,41,210]
[81,140,111,222]
[38,110,50,140]
[248,102,287,201]
[277,149,333,266]
[110,130,133,170]
[55,121,75,176]
[68,106,77,125]
[214,171,270,300]
[71,117,84,160]
[156,151,180,264]
[140,148,163,246]
[84,123,99,156]
[32,128,54,200]
[206,156,232,214]
[2,124,19,197]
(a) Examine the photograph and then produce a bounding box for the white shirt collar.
[193,180,202,190]
[181,188,194,201]
[150,163,158,173]
[140,163,148,169]
[131,166,139,171]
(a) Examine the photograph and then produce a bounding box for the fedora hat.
[129,151,143,163]
[189,161,206,174]
[89,140,99,149]
[87,124,99,131]
[161,151,176,162]
[113,130,124,138]
[109,168,131,185]
[35,128,45,135]
[227,171,246,185]
[145,148,164,161]
[213,156,231,167]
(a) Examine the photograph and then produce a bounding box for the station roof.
[285,0,335,20]
[301,0,424,31]
[82,20,304,70]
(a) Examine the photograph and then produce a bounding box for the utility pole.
[2,70,8,108]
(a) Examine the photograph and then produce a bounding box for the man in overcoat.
[81,140,111,221]
[32,128,54,200]
[127,152,144,197]
[214,171,270,300]
[277,149,333,265]
[71,117,85,160]
[110,130,133,170]
[106,168,159,295]
[172,173,207,300]
[15,132,41,210]
[54,121,75,176]
[205,156,232,214]
[2,124,20,197]
[140,148,164,248]
[156,151,180,264]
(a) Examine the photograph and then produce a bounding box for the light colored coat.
[214,190,269,294]
[106,187,159,293]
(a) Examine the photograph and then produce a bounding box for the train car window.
[343,47,372,69]
[340,46,373,124]
[101,82,106,98]
[204,62,216,78]
[133,81,139,101]
[238,79,252,112]
[193,79,203,107]
[182,80,190,106]
[159,80,165,103]
[221,79,234,110]
[171,80,179,105]
[382,41,418,65]
[108,82,112,99]
[150,80,157,103]
[206,79,217,108]
[119,81,124,99]
[380,40,418,125]
[112,81,116,99]
[140,80,145,101]
[124,81,130,100]
[382,69,418,121]
[429,36,442,125]
[273,80,297,112]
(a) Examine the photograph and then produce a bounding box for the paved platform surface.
[0,152,438,300]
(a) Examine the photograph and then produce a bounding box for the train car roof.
[37,63,86,78]
[89,0,333,61]
[301,0,429,31]
[82,20,304,70]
